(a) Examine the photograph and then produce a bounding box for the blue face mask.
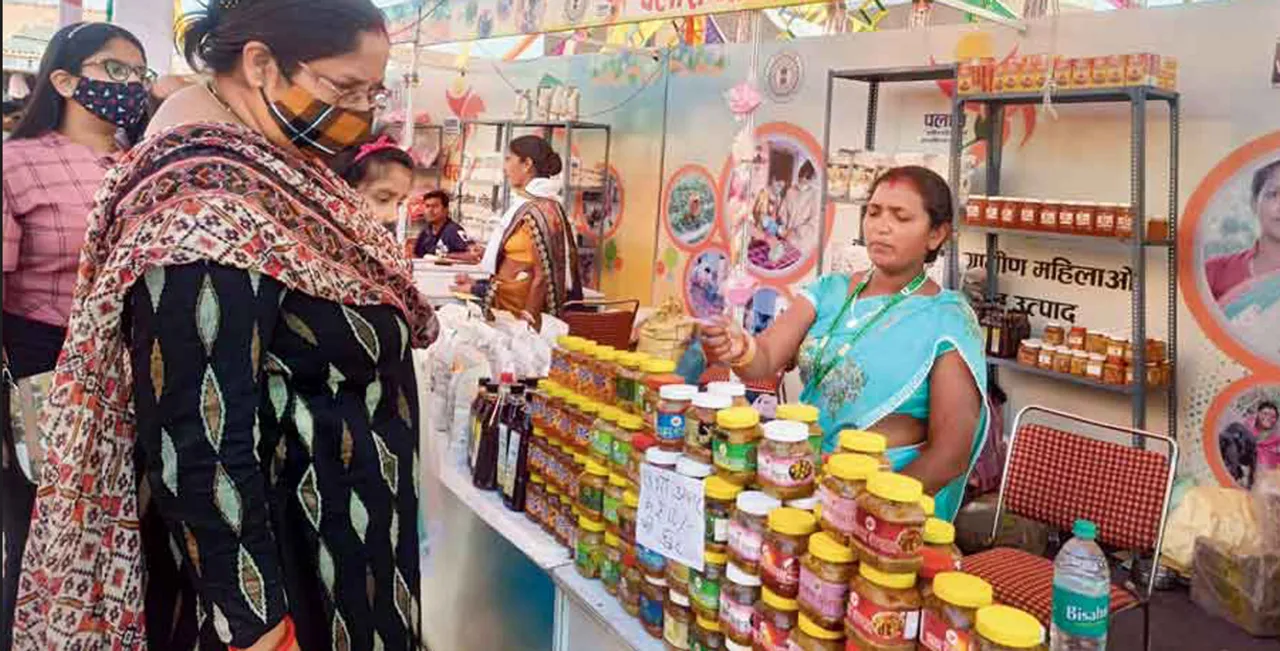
[71,77,149,129]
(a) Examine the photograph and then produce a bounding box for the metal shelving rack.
[456,120,614,287]
[410,123,446,189]
[955,85,1179,436]
[819,64,962,287]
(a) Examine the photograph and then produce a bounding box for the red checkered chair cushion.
[1004,424,1170,551]
[698,367,783,394]
[962,547,1139,624]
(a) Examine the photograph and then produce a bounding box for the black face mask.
[71,77,149,130]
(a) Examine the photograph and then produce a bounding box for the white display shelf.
[550,565,664,651]
[437,461,571,571]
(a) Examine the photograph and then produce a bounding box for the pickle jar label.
[760,540,800,595]
[846,590,920,644]
[713,440,758,473]
[727,519,764,563]
[690,573,721,612]
[706,513,731,545]
[611,438,632,468]
[664,613,690,648]
[919,607,973,651]
[602,493,621,524]
[687,420,717,451]
[797,566,848,623]
[757,448,816,489]
[575,542,599,577]
[591,429,613,459]
[657,411,687,443]
[855,504,924,560]
[579,484,604,514]
[719,595,755,640]
[574,423,592,449]
[755,620,794,651]
[600,558,621,588]
[817,484,859,536]
[639,593,664,629]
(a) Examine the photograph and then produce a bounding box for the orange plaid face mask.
[263,82,372,159]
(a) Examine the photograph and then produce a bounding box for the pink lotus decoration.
[725,81,762,119]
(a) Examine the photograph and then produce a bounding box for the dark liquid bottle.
[471,376,506,490]
[468,378,492,474]
[500,384,532,511]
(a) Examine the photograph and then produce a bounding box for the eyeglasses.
[82,58,157,86]
[297,61,389,111]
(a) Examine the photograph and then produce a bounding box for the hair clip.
[220,0,243,10]
[353,134,401,164]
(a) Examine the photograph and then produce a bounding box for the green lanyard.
[810,271,928,389]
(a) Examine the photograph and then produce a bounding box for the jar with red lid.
[1066,326,1087,350]
[983,197,1002,226]
[965,196,987,225]
[1038,201,1060,232]
[999,198,1020,229]
[1094,203,1118,236]
[1018,198,1042,230]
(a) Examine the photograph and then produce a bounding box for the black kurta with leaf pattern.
[127,261,420,651]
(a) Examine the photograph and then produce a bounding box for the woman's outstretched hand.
[697,315,747,365]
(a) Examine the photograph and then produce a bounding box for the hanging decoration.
[909,0,934,30]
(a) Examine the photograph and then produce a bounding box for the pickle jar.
[719,562,761,646]
[668,558,693,598]
[758,420,818,501]
[688,392,731,463]
[559,336,587,392]
[526,473,546,527]
[640,574,668,639]
[570,396,598,451]
[578,342,601,396]
[603,472,628,531]
[641,358,683,425]
[919,495,935,519]
[593,346,620,404]
[838,430,889,469]
[791,612,844,651]
[620,550,643,616]
[707,381,750,408]
[619,489,640,543]
[614,413,644,478]
[628,433,658,485]
[691,615,725,651]
[1017,339,1042,366]
[690,550,728,621]
[616,352,648,413]
[975,605,1046,651]
[552,336,574,386]
[775,403,822,459]
[845,563,921,651]
[591,406,621,465]
[656,384,697,451]
[578,460,609,519]
[727,491,781,573]
[761,507,817,599]
[714,406,762,486]
[919,572,994,651]
[665,589,693,650]
[853,472,927,574]
[705,476,744,553]
[797,532,856,631]
[576,516,606,579]
[817,453,879,546]
[601,532,624,596]
[756,587,800,651]
[543,485,563,537]
[638,543,669,578]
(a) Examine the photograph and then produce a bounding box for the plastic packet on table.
[1254,468,1280,552]
[1160,486,1259,575]
[1190,536,1280,637]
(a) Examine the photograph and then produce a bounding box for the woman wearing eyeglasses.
[1,21,151,649]
[12,2,437,650]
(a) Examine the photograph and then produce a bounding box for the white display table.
[412,259,606,304]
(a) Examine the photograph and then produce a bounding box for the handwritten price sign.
[636,464,706,572]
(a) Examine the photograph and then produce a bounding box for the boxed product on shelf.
[957,52,1177,95]
[964,195,1141,239]
[827,150,855,200]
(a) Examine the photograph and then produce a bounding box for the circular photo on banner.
[683,248,729,319]
[1179,132,1280,372]
[664,165,719,250]
[1204,377,1280,489]
[743,286,791,336]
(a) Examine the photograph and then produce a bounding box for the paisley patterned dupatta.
[13,122,437,649]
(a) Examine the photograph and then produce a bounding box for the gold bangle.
[731,334,757,369]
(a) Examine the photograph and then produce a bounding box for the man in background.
[412,190,479,262]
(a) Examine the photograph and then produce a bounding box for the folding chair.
[560,299,639,350]
[698,366,787,402]
[960,405,1178,651]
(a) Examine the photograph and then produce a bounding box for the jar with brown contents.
[727,491,780,573]
[818,453,879,546]
[853,472,926,574]
[714,407,762,486]
[578,460,609,520]
[619,489,639,543]
[838,430,889,469]
[641,359,683,428]
[593,346,620,405]
[919,572,993,651]
[705,476,743,554]
[1070,350,1089,377]
[775,403,822,462]
[665,589,693,650]
[718,562,760,646]
[620,550,643,616]
[690,550,728,621]
[690,615,725,651]
[658,384,698,451]
[687,392,731,463]
[797,532,857,631]
[612,413,643,477]
[975,605,1046,651]
[602,532,624,596]
[756,587,800,651]
[922,518,962,570]
[1016,339,1042,366]
[640,574,669,639]
[845,563,921,651]
[761,507,817,599]
[792,612,844,651]
[707,381,750,408]
[1052,346,1073,374]
[758,420,818,500]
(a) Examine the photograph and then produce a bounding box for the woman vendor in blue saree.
[699,166,987,521]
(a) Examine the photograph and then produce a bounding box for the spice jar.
[640,574,669,639]
[603,472,628,530]
[1085,353,1106,381]
[922,518,962,569]
[854,472,926,574]
[621,550,643,616]
[706,476,744,553]
[658,384,698,451]
[1016,339,1042,366]
[919,572,994,651]
[1018,198,1041,230]
[707,381,750,408]
[1086,331,1109,355]
[762,507,818,598]
[965,196,987,225]
[576,516,606,578]
[982,197,1002,226]
[1074,201,1097,235]
[714,407,762,486]
[594,346,620,404]
[975,605,1046,651]
[846,563,922,651]
[552,337,574,386]
[759,420,818,500]
[1037,344,1056,369]
[615,414,644,478]
[691,615,725,651]
[666,589,694,650]
[578,460,609,519]
[838,430,889,469]
[728,491,781,573]
[629,433,658,486]
[775,403,822,459]
[598,531,623,596]
[1043,323,1065,346]
[642,359,684,426]
[688,392,731,463]
[999,197,1019,229]
[756,587,800,651]
[592,406,621,465]
[617,352,648,414]
[527,473,546,526]
[1116,204,1135,239]
[1058,203,1078,234]
[792,612,844,651]
[1102,357,1126,385]
[1052,347,1073,374]
[1094,203,1118,236]
[719,562,761,646]
[620,489,639,543]
[817,453,879,545]
[1070,350,1089,376]
[798,532,856,631]
[1038,201,1060,231]
[1067,326,1087,350]
[691,550,728,621]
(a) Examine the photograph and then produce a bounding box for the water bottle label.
[1052,583,1110,639]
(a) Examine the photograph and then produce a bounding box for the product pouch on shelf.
[1161,485,1258,575]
